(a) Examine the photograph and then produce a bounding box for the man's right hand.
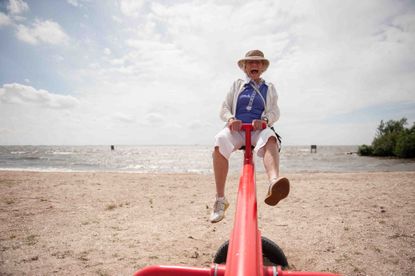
[228,119,242,131]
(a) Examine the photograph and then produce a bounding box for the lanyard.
[246,83,266,111]
[246,90,256,111]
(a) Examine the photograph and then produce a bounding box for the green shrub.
[358,144,373,156]
[394,131,415,158]
[359,118,415,159]
[372,132,399,156]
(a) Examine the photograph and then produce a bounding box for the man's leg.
[210,147,230,223]
[263,136,279,181]
[262,136,290,206]
[213,146,228,197]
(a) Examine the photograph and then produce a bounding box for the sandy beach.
[0,171,414,275]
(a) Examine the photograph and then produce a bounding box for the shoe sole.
[264,177,290,206]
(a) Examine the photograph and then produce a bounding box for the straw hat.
[237,50,270,72]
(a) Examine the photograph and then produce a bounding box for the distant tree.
[394,122,415,158]
[358,118,415,158]
[376,118,407,136]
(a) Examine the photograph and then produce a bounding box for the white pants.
[214,127,280,160]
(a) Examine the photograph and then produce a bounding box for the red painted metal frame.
[134,124,342,276]
[225,124,262,276]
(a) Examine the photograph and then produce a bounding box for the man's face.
[245,60,264,81]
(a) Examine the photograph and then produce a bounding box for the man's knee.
[264,136,280,153]
[213,146,226,160]
[266,136,277,146]
[212,146,219,156]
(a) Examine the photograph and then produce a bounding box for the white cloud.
[7,0,29,15]
[0,83,79,109]
[143,112,164,126]
[0,128,13,135]
[67,0,80,7]
[112,112,135,123]
[119,0,145,17]
[112,15,122,24]
[16,19,69,45]
[0,12,12,27]
[103,48,112,55]
[15,24,36,44]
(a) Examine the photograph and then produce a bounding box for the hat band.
[241,56,267,60]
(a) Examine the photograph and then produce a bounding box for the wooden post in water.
[111,145,115,151]
[310,145,317,153]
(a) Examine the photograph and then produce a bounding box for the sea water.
[0,145,414,173]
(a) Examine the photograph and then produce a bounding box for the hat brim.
[238,57,270,72]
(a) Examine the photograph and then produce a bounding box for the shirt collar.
[244,77,265,87]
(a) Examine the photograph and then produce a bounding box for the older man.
[210,50,290,223]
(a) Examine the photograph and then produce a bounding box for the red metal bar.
[134,264,226,276]
[263,266,341,276]
[225,124,262,276]
[134,265,341,276]
[225,162,261,276]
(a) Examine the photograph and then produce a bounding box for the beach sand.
[0,171,414,275]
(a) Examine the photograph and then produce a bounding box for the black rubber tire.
[213,236,288,267]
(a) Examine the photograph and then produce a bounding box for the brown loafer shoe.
[264,177,290,206]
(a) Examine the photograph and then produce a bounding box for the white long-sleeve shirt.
[219,78,280,126]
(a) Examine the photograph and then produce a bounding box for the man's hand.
[228,119,242,131]
[252,119,266,131]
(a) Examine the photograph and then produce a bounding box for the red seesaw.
[134,123,341,276]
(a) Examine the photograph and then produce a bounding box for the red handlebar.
[240,122,267,162]
[240,122,268,131]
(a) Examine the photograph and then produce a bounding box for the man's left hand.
[252,119,266,130]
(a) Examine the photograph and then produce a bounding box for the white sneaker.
[209,197,229,223]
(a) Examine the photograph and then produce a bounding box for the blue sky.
[0,0,414,145]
